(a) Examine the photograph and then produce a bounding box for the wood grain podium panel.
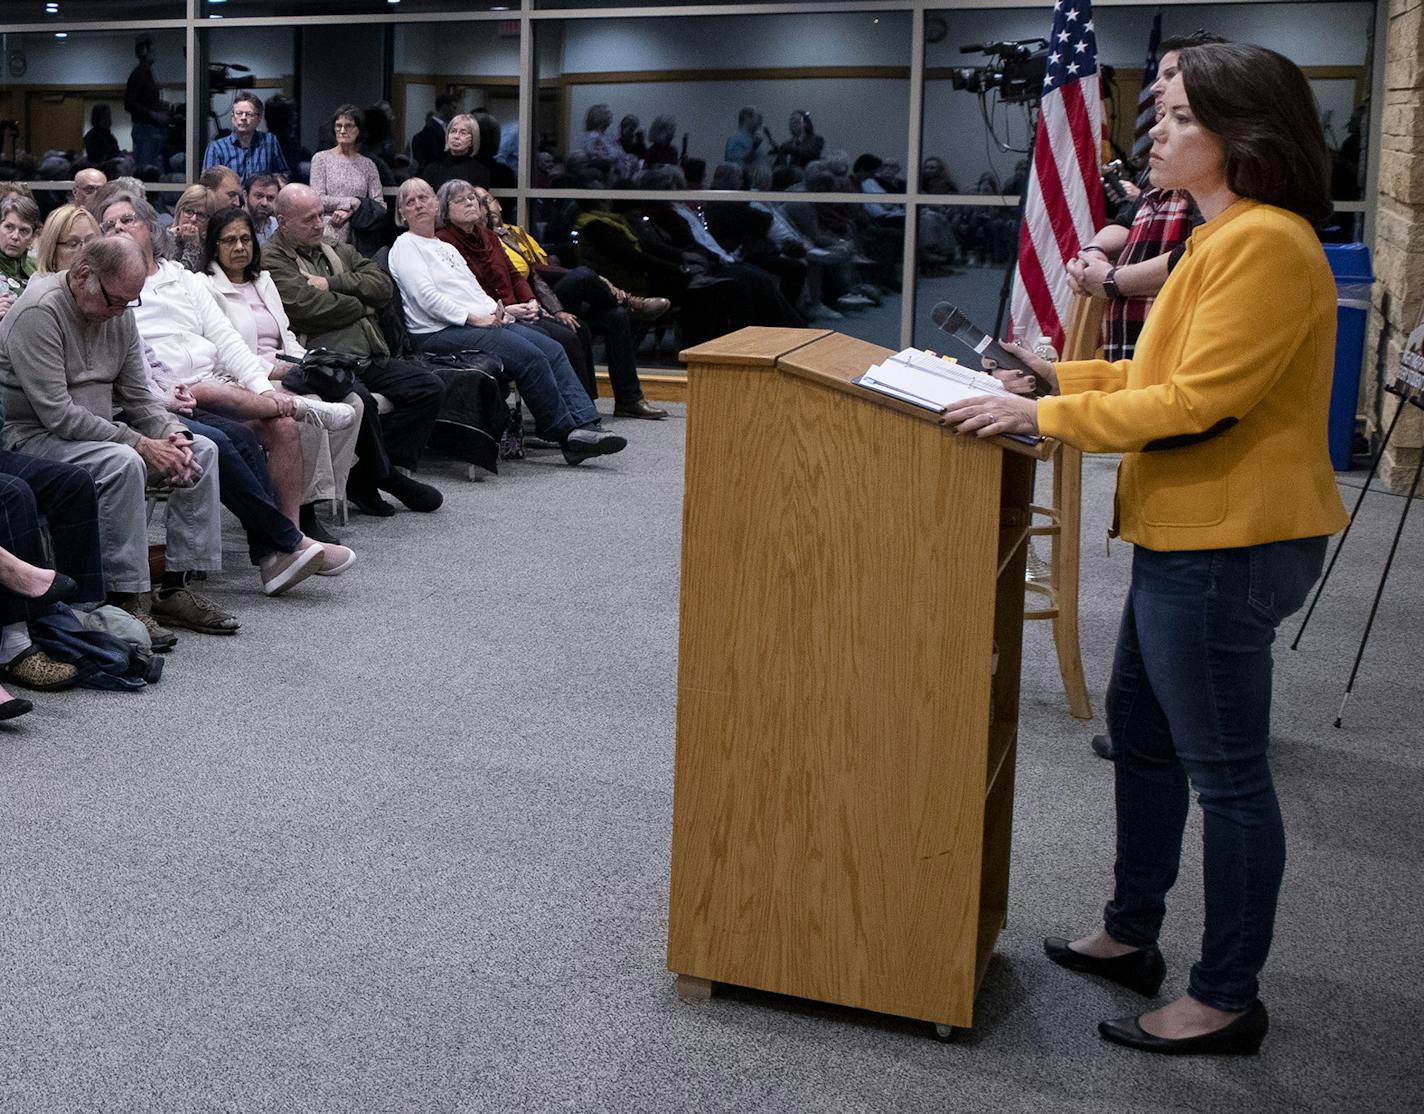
[669,329,1010,1027]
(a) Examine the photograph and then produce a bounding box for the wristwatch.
[1102,267,1122,300]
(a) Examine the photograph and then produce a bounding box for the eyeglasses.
[231,110,259,121]
[59,236,95,251]
[99,213,140,235]
[97,277,141,310]
[218,234,254,248]
[333,121,358,132]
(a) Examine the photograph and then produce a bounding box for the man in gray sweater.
[0,237,235,649]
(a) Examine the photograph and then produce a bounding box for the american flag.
[1132,13,1163,159]
[1009,0,1107,354]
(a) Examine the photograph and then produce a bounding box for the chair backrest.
[1061,293,1105,362]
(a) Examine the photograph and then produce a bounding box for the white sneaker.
[258,544,324,596]
[312,540,357,576]
[293,395,357,431]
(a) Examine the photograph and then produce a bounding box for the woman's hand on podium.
[939,393,1040,440]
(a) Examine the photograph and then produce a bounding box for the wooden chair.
[1023,293,1103,720]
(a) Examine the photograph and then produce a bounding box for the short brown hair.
[1178,43,1331,225]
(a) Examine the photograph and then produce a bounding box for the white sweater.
[387,232,498,336]
[132,260,274,394]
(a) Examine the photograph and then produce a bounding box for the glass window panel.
[394,20,521,185]
[534,12,911,189]
[0,28,186,181]
[912,202,1020,353]
[200,1,510,16]
[923,3,1374,207]
[0,1,183,23]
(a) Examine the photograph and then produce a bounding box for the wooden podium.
[667,327,1048,1035]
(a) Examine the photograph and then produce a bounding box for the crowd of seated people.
[0,96,693,721]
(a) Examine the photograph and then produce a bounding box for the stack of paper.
[854,348,1013,414]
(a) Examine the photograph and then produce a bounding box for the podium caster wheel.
[932,1024,964,1043]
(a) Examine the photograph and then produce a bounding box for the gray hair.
[395,177,433,228]
[0,193,40,230]
[584,103,613,132]
[435,178,479,229]
[94,185,173,260]
[444,114,480,156]
[648,115,676,146]
[77,235,145,282]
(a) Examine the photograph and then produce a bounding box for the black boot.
[300,502,341,544]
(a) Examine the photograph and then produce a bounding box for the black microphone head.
[930,302,961,329]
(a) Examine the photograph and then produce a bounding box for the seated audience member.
[84,106,121,166]
[309,104,387,247]
[0,450,104,693]
[70,167,109,210]
[34,204,100,275]
[772,110,824,169]
[0,194,40,321]
[724,107,767,170]
[441,182,666,420]
[203,92,291,185]
[920,156,958,194]
[97,190,353,594]
[0,238,229,647]
[204,206,363,545]
[644,116,681,168]
[420,114,489,191]
[170,184,217,272]
[580,104,637,183]
[246,173,280,244]
[199,166,243,211]
[387,178,626,466]
[264,184,445,516]
[705,163,807,310]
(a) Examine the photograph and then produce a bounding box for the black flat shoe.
[347,484,396,518]
[1091,733,1114,760]
[299,503,341,545]
[378,471,443,513]
[1044,937,1166,997]
[33,571,79,606]
[0,695,33,720]
[1099,999,1268,1056]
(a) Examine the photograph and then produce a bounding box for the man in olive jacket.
[265,184,444,516]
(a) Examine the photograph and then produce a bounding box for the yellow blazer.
[1038,198,1349,551]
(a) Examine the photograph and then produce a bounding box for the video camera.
[207,61,252,94]
[949,39,1050,105]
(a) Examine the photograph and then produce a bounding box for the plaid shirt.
[1103,188,1194,361]
[202,131,289,185]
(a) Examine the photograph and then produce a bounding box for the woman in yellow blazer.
[943,43,1348,1056]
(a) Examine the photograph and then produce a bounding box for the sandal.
[1,646,79,692]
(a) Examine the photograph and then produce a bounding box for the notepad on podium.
[855,347,1043,445]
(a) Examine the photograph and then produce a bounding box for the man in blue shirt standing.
[203,93,290,186]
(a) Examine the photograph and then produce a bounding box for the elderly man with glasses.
[0,237,229,650]
[202,92,291,187]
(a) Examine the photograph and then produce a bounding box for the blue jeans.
[1103,537,1327,1011]
[183,412,302,565]
[131,122,167,173]
[412,323,596,442]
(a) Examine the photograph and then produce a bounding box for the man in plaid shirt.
[202,93,290,187]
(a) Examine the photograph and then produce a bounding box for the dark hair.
[90,104,112,130]
[202,206,261,282]
[1159,30,1227,54]
[853,154,883,175]
[248,173,281,194]
[232,92,264,116]
[1177,43,1332,225]
[199,166,239,192]
[791,109,815,136]
[331,103,362,132]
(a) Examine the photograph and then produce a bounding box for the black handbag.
[280,347,362,402]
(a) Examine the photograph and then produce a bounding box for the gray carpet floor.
[1,401,1421,1113]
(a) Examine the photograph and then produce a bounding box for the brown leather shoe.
[613,399,669,420]
[623,295,672,321]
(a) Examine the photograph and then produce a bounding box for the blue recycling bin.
[1322,243,1374,471]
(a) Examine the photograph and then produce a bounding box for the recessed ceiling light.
[55,32,67,38]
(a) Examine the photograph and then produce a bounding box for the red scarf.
[436,222,535,306]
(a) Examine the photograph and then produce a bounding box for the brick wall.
[1365,0,1424,489]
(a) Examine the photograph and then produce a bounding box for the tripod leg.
[1292,400,1406,650]
[1334,441,1424,728]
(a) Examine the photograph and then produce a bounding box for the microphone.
[930,302,1048,397]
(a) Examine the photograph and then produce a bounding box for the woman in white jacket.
[203,207,364,544]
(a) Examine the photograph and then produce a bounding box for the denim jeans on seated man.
[412,322,598,443]
[1102,536,1328,1013]
[182,411,304,566]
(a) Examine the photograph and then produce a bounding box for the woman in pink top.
[308,103,386,246]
